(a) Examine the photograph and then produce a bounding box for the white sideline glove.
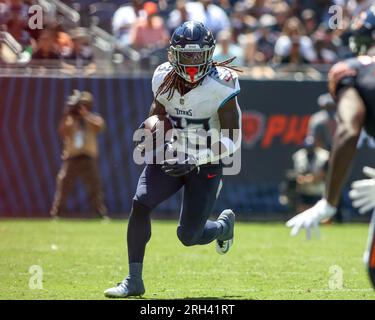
[349,166,375,214]
[286,199,337,239]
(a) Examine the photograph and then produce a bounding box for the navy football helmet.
[169,21,216,83]
[349,5,375,55]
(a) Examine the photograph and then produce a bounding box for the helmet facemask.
[169,44,215,83]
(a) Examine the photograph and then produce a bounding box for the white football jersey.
[152,62,241,133]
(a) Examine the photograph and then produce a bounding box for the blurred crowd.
[0,0,96,71]
[0,0,374,70]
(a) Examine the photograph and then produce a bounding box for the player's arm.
[149,99,166,117]
[325,87,366,207]
[286,87,366,238]
[216,96,242,157]
[187,96,241,166]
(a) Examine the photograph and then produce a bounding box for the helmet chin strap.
[185,66,199,82]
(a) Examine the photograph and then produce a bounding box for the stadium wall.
[0,75,373,218]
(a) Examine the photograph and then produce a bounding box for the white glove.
[349,166,375,214]
[286,199,337,239]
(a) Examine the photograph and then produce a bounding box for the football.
[138,114,174,163]
[143,114,173,136]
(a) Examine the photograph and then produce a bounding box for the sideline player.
[104,21,242,297]
[286,54,375,236]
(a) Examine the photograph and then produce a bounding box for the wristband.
[319,199,337,218]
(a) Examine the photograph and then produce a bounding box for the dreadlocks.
[154,57,242,102]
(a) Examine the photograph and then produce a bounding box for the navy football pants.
[128,164,224,263]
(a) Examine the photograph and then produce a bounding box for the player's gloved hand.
[286,199,337,239]
[161,142,198,177]
[161,156,198,177]
[349,166,375,214]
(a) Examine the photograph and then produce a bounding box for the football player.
[350,167,375,288]
[104,21,242,298]
[286,5,375,287]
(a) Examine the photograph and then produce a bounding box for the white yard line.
[0,288,373,293]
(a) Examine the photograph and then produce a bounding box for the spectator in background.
[28,21,73,66]
[0,0,10,27]
[244,13,277,64]
[313,25,339,64]
[62,27,96,74]
[271,1,291,34]
[301,9,317,36]
[280,136,329,214]
[196,0,231,36]
[7,0,28,15]
[292,136,330,213]
[306,92,337,151]
[291,0,335,25]
[50,90,108,220]
[112,0,146,48]
[157,0,177,20]
[168,0,230,36]
[294,137,330,211]
[274,17,317,64]
[129,1,169,51]
[30,28,60,71]
[31,29,59,63]
[5,0,34,60]
[2,0,373,70]
[346,0,373,18]
[349,2,375,55]
[167,0,188,33]
[213,29,244,65]
[247,0,273,19]
[229,1,256,41]
[217,0,233,16]
[52,23,74,58]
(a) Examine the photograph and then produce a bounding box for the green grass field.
[0,219,374,300]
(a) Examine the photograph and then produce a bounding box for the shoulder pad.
[154,62,173,75]
[209,66,239,89]
[152,62,173,96]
